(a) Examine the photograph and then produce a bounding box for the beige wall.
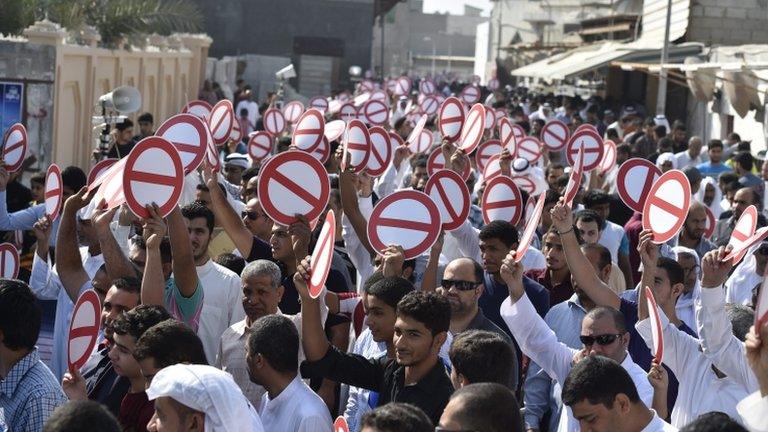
[24,22,210,169]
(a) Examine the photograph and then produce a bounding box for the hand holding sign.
[515,192,546,262]
[642,170,691,244]
[308,210,336,298]
[45,164,63,220]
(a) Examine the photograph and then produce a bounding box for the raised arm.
[201,160,254,257]
[340,169,375,257]
[93,204,138,280]
[420,232,444,292]
[140,205,168,307]
[637,229,659,321]
[550,199,620,309]
[166,205,198,298]
[56,187,93,302]
[0,165,45,231]
[295,255,331,361]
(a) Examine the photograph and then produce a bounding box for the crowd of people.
[0,74,767,432]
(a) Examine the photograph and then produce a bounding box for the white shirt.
[640,412,679,432]
[598,221,624,263]
[674,150,703,170]
[725,255,761,306]
[342,328,387,432]
[500,294,653,432]
[258,376,332,432]
[29,247,104,380]
[449,219,548,273]
[737,392,768,432]
[635,314,749,427]
[196,260,246,363]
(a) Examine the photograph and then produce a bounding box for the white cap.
[77,198,98,220]
[224,154,249,169]
[146,364,264,432]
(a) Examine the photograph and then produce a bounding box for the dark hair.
[726,304,755,342]
[111,276,142,296]
[718,171,739,184]
[653,125,667,138]
[137,112,154,124]
[241,166,259,184]
[394,116,408,131]
[131,235,172,264]
[575,209,604,230]
[658,137,674,151]
[248,314,299,374]
[545,163,564,177]
[544,188,561,206]
[365,277,415,309]
[111,305,171,340]
[360,403,432,432]
[616,143,631,156]
[545,223,584,244]
[562,356,640,409]
[396,291,451,336]
[449,330,514,388]
[657,256,684,287]
[61,166,87,192]
[448,383,523,432]
[181,201,215,233]
[479,220,519,248]
[585,306,628,334]
[214,253,246,276]
[582,190,610,208]
[133,319,208,369]
[30,171,46,186]
[133,319,208,367]
[708,139,724,150]
[43,400,121,432]
[581,243,612,274]
[115,118,134,131]
[734,151,754,171]
[678,412,748,432]
[0,280,41,350]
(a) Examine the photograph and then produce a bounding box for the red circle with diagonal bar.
[309,96,329,112]
[342,120,371,173]
[476,139,503,174]
[394,76,411,96]
[425,169,470,231]
[642,169,691,244]
[204,124,220,172]
[90,158,127,210]
[248,131,273,162]
[511,175,536,195]
[309,137,331,164]
[309,210,336,298]
[45,164,63,220]
[617,158,662,213]
[516,137,542,164]
[460,86,480,105]
[263,108,286,135]
[482,176,523,225]
[438,97,465,142]
[182,100,212,121]
[515,192,546,262]
[68,289,101,371]
[498,118,517,156]
[726,205,758,263]
[703,206,715,239]
[420,96,440,117]
[0,243,19,279]
[208,100,234,145]
[87,158,118,188]
[406,114,429,153]
[420,80,436,95]
[292,109,325,152]
[459,104,485,154]
[484,106,496,130]
[282,101,305,123]
[576,124,598,134]
[258,150,330,226]
[512,124,525,141]
[229,117,243,142]
[567,129,604,171]
[483,154,503,181]
[123,137,184,219]
[389,131,405,149]
[427,147,471,180]
[367,126,394,177]
[156,113,209,174]
[340,103,357,122]
[644,287,664,363]
[540,120,570,151]
[600,140,617,174]
[324,120,346,142]
[564,147,585,207]
[3,123,27,173]
[363,99,390,125]
[367,190,441,260]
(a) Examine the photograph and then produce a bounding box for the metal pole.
[380,14,385,78]
[496,2,503,61]
[431,40,436,76]
[655,0,673,116]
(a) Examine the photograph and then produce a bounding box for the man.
[574,210,625,294]
[180,202,244,362]
[734,151,762,188]
[712,187,762,246]
[724,241,768,306]
[360,403,432,432]
[299,265,454,425]
[526,224,575,305]
[223,153,250,186]
[666,201,715,258]
[135,112,155,141]
[43,400,120,432]
[545,163,565,190]
[146,364,264,431]
[438,383,523,432]
[246,315,331,431]
[581,190,634,289]
[107,119,136,159]
[697,139,733,179]
[133,319,208,386]
[671,123,688,152]
[448,330,515,389]
[499,256,653,432]
[561,356,675,431]
[0,280,66,431]
[216,260,327,408]
[241,198,273,242]
[675,136,705,169]
[629,117,657,158]
[671,246,702,331]
[738,319,768,431]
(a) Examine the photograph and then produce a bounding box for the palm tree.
[0,0,203,48]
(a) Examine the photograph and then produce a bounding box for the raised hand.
[63,186,94,212]
[745,322,768,395]
[700,247,734,288]
[289,214,312,260]
[142,203,167,250]
[293,255,312,300]
[647,361,669,390]
[61,367,87,401]
[381,244,406,278]
[638,229,659,270]
[500,251,525,300]
[549,199,573,233]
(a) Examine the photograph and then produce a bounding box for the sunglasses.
[241,211,264,221]
[441,279,479,291]
[580,333,624,346]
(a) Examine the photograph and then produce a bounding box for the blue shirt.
[0,191,59,247]
[0,349,66,432]
[696,162,732,179]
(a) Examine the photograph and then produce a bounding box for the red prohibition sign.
[389,131,405,149]
[342,119,371,173]
[498,118,517,156]
[460,86,480,104]
[600,140,617,174]
[511,124,525,141]
[616,158,662,213]
[3,123,27,173]
[483,154,503,182]
[309,96,329,112]
[367,189,441,260]
[309,136,331,164]
[459,104,486,154]
[484,107,496,130]
[564,146,584,208]
[229,117,244,142]
[438,97,465,142]
[726,205,758,263]
[703,206,715,238]
[292,108,326,152]
[182,100,213,120]
[0,243,19,279]
[363,99,390,125]
[340,103,357,122]
[208,100,234,145]
[757,276,768,327]
[482,175,523,226]
[644,287,664,363]
[420,80,436,95]
[248,131,273,161]
[87,158,118,187]
[540,120,570,151]
[516,137,542,164]
[515,192,546,262]
[511,175,536,195]
[427,147,470,180]
[263,108,286,135]
[395,76,411,96]
[642,169,691,244]
[155,113,209,174]
[309,210,336,298]
[420,96,439,117]
[257,150,331,226]
[566,129,604,171]
[425,169,471,231]
[68,289,101,371]
[45,163,63,220]
[366,126,394,177]
[475,139,503,174]
[282,101,305,124]
[122,137,184,219]
[406,114,428,153]
[325,120,346,142]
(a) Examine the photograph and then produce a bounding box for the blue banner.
[0,82,24,136]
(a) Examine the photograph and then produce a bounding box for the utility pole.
[655,0,672,116]
[496,1,503,62]
[380,13,385,78]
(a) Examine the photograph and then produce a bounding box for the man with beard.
[666,201,714,258]
[712,187,764,246]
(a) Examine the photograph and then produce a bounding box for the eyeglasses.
[241,211,265,221]
[580,334,624,346]
[441,279,480,291]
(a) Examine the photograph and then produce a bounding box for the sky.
[422,0,493,17]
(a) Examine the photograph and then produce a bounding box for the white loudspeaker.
[275,64,296,80]
[98,86,141,113]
